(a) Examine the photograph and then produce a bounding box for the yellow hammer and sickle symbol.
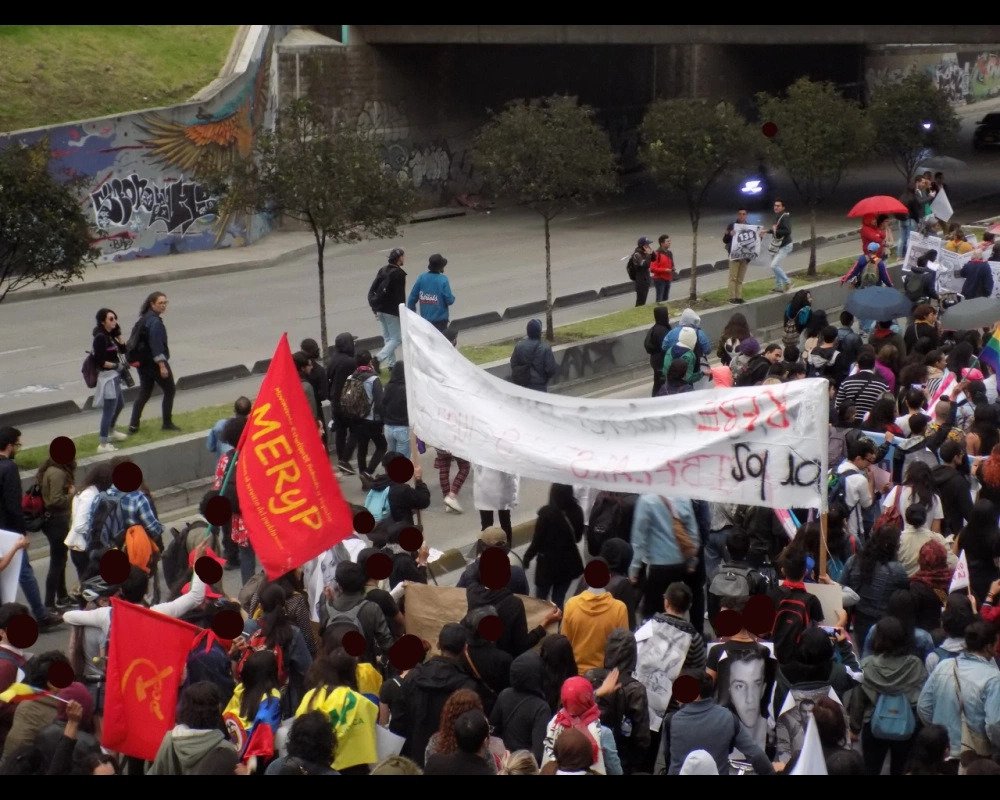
[121,659,173,721]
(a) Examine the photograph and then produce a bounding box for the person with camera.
[90,308,131,453]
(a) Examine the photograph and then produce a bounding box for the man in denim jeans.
[369,248,408,371]
[768,199,793,293]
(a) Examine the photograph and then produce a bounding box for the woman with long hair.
[882,460,943,533]
[717,312,751,366]
[127,290,177,434]
[875,345,900,392]
[296,649,378,774]
[841,524,910,647]
[909,540,954,633]
[956,499,1000,606]
[783,290,812,348]
[90,307,129,451]
[222,649,282,770]
[64,461,114,582]
[905,724,951,775]
[425,688,503,772]
[34,457,76,612]
[243,583,312,714]
[861,588,935,660]
[799,309,829,357]
[540,634,579,714]
[523,484,585,609]
[946,341,975,381]
[249,569,316,656]
[862,395,904,437]
[904,304,940,355]
[966,404,1000,457]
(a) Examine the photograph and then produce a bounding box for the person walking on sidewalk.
[368,248,407,371]
[649,235,674,304]
[35,456,76,613]
[325,332,359,474]
[127,291,179,433]
[628,237,653,307]
[90,308,129,453]
[407,253,456,336]
[0,427,61,630]
[434,448,470,514]
[768,199,793,293]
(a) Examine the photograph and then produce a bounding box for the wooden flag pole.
[819,511,828,580]
[409,428,422,528]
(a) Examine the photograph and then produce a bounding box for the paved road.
[3,137,999,417]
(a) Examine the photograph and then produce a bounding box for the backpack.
[771,593,811,662]
[21,483,45,532]
[709,564,755,602]
[828,429,849,470]
[161,521,218,599]
[363,485,392,523]
[82,352,98,388]
[235,629,288,687]
[367,266,393,311]
[586,493,629,556]
[87,492,127,552]
[626,252,638,281]
[828,467,861,518]
[125,316,150,364]
[323,598,378,663]
[870,691,916,741]
[339,370,374,420]
[856,262,881,289]
[903,270,927,302]
[510,340,541,387]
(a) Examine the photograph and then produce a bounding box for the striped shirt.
[835,370,889,422]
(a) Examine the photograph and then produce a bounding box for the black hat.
[428,253,448,272]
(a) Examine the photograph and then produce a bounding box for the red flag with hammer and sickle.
[102,598,201,760]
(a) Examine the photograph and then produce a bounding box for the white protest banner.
[931,187,954,222]
[949,549,970,594]
[902,232,942,273]
[729,223,763,263]
[400,307,829,509]
[936,247,975,296]
[0,529,23,604]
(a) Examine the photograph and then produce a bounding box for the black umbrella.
[941,297,1000,331]
[844,286,912,321]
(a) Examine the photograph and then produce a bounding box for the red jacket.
[860,217,886,257]
[650,249,674,281]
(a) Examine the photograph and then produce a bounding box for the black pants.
[862,721,918,775]
[41,513,69,606]
[351,419,387,474]
[480,510,513,546]
[642,562,706,637]
[129,363,176,428]
[535,577,573,610]
[220,522,239,564]
[651,367,665,397]
[69,549,90,583]
[635,282,650,307]
[333,411,357,463]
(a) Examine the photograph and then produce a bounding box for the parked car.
[973,113,1000,150]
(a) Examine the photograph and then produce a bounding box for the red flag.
[101,598,201,761]
[236,333,354,578]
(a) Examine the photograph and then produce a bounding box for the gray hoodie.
[147,725,235,775]
[848,653,927,731]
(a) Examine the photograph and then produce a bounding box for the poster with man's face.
[710,641,776,753]
[729,223,762,263]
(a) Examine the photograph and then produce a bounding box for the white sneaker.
[96,443,118,453]
[444,493,464,513]
[110,431,128,441]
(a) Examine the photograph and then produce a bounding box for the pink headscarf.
[554,676,600,763]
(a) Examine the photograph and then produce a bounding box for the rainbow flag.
[980,326,1000,377]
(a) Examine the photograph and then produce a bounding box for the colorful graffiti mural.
[0,26,286,263]
[866,48,1000,106]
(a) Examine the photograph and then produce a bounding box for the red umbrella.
[847,195,908,218]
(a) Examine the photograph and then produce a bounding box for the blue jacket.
[206,417,232,458]
[841,255,893,288]
[918,651,1000,757]
[662,325,711,356]
[628,494,699,576]
[959,259,994,300]
[407,271,455,323]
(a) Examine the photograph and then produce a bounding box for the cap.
[637,236,652,247]
[428,253,448,271]
[479,527,508,547]
[866,242,881,253]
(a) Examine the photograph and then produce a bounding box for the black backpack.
[125,316,150,363]
[586,492,632,556]
[625,252,637,281]
[771,592,812,663]
[367,266,393,311]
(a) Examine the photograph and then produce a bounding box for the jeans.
[41,513,69,607]
[653,279,671,303]
[384,424,411,458]
[376,313,402,368]
[771,243,793,287]
[899,218,913,261]
[129,362,176,429]
[99,377,124,442]
[18,551,47,620]
[239,543,257,586]
[351,419,387,474]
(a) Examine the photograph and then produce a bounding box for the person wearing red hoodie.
[649,234,674,303]
[859,214,886,258]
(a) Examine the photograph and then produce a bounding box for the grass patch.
[0,26,237,131]
[17,402,233,471]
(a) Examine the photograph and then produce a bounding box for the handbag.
[768,213,789,255]
[953,660,992,765]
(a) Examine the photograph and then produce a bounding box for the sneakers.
[782,280,793,292]
[770,287,783,293]
[38,613,63,631]
[110,430,128,441]
[337,461,356,476]
[162,423,182,432]
[127,425,140,434]
[54,596,75,609]
[444,493,463,513]
[97,442,118,453]
[359,471,374,490]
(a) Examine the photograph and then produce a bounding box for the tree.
[757,78,874,276]
[212,98,414,353]
[867,71,960,188]
[640,100,756,303]
[0,140,98,304]
[473,95,618,341]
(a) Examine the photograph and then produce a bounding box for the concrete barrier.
[250,358,272,375]
[450,311,503,331]
[354,336,384,353]
[553,290,599,308]
[503,300,548,319]
[0,401,82,428]
[598,282,634,298]
[175,365,251,390]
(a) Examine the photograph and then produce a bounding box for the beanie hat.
[678,326,698,351]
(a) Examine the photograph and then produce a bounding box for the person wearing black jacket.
[370,248,407,371]
[736,343,783,387]
[381,362,410,459]
[389,623,483,767]
[462,605,512,714]
[932,439,975,537]
[523,483,585,610]
[366,451,431,529]
[629,236,653,306]
[325,331,358,474]
[465,560,560,659]
[644,306,672,396]
[489,649,551,764]
[127,291,178,433]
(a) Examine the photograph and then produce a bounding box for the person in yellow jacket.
[295,649,379,774]
[561,565,630,674]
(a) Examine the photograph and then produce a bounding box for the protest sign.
[902,232,942,273]
[729,223,763,263]
[400,308,829,509]
[0,529,23,603]
[804,582,844,627]
[949,550,970,593]
[931,187,953,222]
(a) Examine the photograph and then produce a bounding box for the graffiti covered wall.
[866,47,1000,106]
[0,26,288,263]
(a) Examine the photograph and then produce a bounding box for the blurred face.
[729,657,766,727]
[737,210,748,222]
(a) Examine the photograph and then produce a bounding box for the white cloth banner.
[0,529,23,604]
[931,187,954,222]
[400,307,829,509]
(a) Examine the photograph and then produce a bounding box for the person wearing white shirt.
[836,438,878,540]
[63,463,114,583]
